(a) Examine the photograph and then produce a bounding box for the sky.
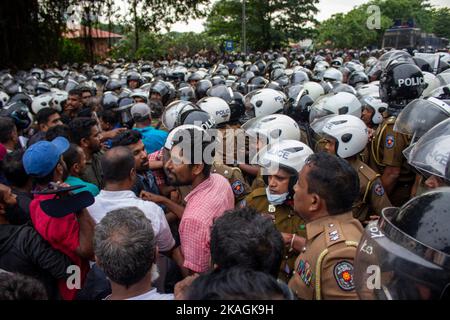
[166,0,450,33]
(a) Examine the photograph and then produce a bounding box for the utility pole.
[242,0,246,55]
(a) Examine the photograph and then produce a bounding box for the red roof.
[64,26,123,39]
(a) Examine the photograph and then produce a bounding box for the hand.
[367,128,375,142]
[169,190,181,203]
[281,232,293,246]
[140,191,165,204]
[260,212,275,222]
[363,215,380,226]
[174,274,199,300]
[101,127,127,140]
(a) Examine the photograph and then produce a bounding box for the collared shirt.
[147,149,166,187]
[288,212,363,300]
[87,190,175,252]
[179,174,235,273]
[65,175,100,196]
[131,170,160,197]
[133,126,168,154]
[81,151,104,189]
[29,193,90,300]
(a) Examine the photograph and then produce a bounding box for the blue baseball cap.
[23,137,70,178]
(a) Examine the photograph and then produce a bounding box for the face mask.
[266,187,289,205]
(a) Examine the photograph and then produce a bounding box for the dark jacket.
[0,223,73,299]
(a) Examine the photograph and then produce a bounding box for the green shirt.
[65,175,100,197]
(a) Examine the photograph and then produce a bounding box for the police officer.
[288,152,363,300]
[239,140,313,283]
[369,60,425,206]
[405,118,450,193]
[354,188,450,300]
[312,114,391,225]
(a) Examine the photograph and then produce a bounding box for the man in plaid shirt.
[163,126,234,274]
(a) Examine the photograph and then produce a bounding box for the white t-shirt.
[104,288,174,300]
[88,190,175,252]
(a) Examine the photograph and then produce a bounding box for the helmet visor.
[394,99,450,138]
[355,210,450,300]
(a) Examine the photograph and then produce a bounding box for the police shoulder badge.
[334,261,355,291]
[374,182,385,196]
[231,180,244,196]
[385,135,395,149]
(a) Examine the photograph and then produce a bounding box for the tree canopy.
[205,0,319,51]
[314,0,448,49]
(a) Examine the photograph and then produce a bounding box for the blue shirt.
[134,126,168,154]
[65,175,100,197]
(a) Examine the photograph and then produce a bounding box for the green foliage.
[431,7,450,40]
[205,0,319,51]
[110,31,220,60]
[315,0,443,49]
[59,39,89,63]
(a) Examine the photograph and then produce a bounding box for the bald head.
[101,146,135,184]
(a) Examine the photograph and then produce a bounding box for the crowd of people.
[0,46,450,300]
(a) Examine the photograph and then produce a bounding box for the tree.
[121,0,210,54]
[315,0,439,49]
[205,0,319,51]
[431,7,450,40]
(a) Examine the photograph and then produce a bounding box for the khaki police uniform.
[288,212,363,300]
[212,162,251,203]
[241,187,306,283]
[348,157,392,223]
[369,116,414,206]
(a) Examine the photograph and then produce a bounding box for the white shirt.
[104,288,174,300]
[88,190,175,252]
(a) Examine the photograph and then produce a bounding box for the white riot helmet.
[164,124,208,150]
[420,72,437,97]
[303,81,325,102]
[322,68,343,83]
[276,56,288,68]
[197,96,231,125]
[162,100,199,130]
[0,91,10,108]
[242,114,301,144]
[356,81,380,98]
[359,95,387,125]
[130,89,149,103]
[256,140,314,196]
[243,88,286,119]
[312,114,369,158]
[309,92,362,123]
[50,90,68,112]
[31,93,53,114]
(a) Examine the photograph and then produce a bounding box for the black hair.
[186,267,291,300]
[63,144,82,172]
[111,130,142,148]
[45,124,72,142]
[36,108,59,125]
[69,117,98,145]
[171,127,214,178]
[210,207,284,278]
[0,117,16,144]
[305,152,359,215]
[1,150,30,188]
[101,146,135,183]
[68,88,82,97]
[98,109,120,127]
[0,272,48,300]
